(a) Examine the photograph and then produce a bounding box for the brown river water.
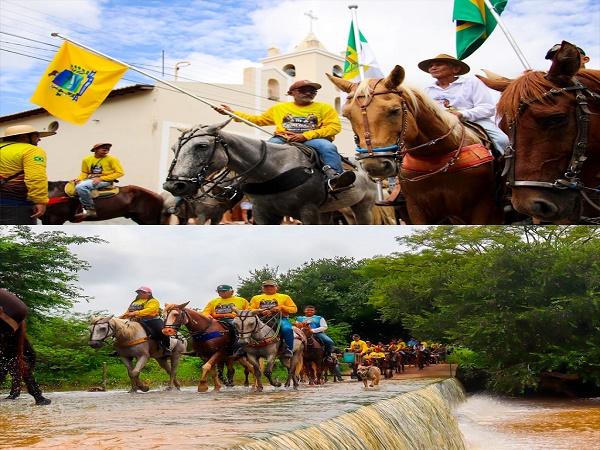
[1,376,599,450]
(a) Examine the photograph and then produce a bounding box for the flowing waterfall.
[233,378,467,450]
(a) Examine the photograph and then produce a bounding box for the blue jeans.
[475,120,509,155]
[75,179,112,209]
[277,317,294,351]
[268,137,344,173]
[315,333,334,354]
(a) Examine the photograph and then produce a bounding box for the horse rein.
[505,79,600,213]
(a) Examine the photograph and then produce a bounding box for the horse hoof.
[198,383,209,393]
[35,397,52,406]
[140,386,150,392]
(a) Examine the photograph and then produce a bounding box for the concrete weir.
[233,378,467,450]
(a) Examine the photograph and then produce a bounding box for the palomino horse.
[162,120,377,224]
[162,303,255,392]
[42,181,164,225]
[0,289,50,405]
[327,68,505,225]
[88,316,187,392]
[232,308,305,391]
[478,41,600,224]
[294,321,325,386]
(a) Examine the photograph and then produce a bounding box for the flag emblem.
[31,42,128,125]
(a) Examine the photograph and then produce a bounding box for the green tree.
[0,226,106,323]
[362,226,600,394]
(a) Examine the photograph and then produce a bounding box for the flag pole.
[481,0,531,70]
[51,33,274,135]
[348,5,384,202]
[348,5,365,81]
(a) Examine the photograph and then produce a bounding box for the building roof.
[0,84,155,123]
[294,33,328,51]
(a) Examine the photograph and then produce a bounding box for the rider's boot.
[283,348,293,358]
[74,205,97,219]
[323,165,356,191]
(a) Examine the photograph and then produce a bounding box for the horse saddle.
[64,181,119,198]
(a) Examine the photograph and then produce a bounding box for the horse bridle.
[350,79,463,174]
[165,127,268,198]
[89,320,115,343]
[505,79,600,212]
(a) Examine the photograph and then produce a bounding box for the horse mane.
[352,78,467,143]
[92,316,140,340]
[498,69,600,122]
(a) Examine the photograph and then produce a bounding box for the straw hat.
[2,124,56,139]
[418,54,470,75]
[91,143,112,152]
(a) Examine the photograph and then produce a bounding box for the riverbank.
[341,361,455,380]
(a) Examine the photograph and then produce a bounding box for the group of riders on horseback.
[122,281,335,363]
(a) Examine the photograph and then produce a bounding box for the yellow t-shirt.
[202,296,249,319]
[0,142,48,204]
[233,101,341,142]
[249,293,297,317]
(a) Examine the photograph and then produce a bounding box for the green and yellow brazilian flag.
[453,0,508,60]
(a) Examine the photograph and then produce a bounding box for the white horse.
[88,316,187,393]
[232,308,305,391]
[163,121,378,224]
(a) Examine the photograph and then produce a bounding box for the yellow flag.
[30,42,128,125]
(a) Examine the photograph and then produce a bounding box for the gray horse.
[163,120,377,225]
[88,316,187,392]
[231,308,305,391]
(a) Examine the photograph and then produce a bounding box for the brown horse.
[478,41,600,224]
[328,67,505,225]
[42,181,164,224]
[294,321,324,386]
[0,289,50,405]
[162,302,255,392]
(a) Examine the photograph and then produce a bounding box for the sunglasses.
[293,88,317,94]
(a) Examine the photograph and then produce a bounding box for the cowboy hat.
[91,143,112,152]
[418,54,470,75]
[2,124,57,139]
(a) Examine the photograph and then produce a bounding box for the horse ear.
[231,307,240,314]
[476,74,511,92]
[205,119,232,133]
[384,65,405,89]
[547,41,581,81]
[179,301,190,308]
[326,73,354,93]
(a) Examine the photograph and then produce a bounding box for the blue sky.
[1,0,598,117]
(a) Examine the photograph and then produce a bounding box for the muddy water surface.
[1,378,447,449]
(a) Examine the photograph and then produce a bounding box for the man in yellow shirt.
[72,143,124,219]
[214,80,355,190]
[202,284,249,357]
[249,280,297,358]
[0,124,55,224]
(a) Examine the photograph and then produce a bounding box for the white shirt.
[423,76,496,123]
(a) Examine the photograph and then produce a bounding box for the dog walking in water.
[356,364,381,388]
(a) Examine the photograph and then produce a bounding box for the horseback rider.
[249,280,297,358]
[418,54,509,155]
[120,286,171,356]
[0,124,55,224]
[295,305,335,362]
[72,143,124,219]
[202,284,249,356]
[213,80,356,191]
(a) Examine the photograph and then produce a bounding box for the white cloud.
[1,0,598,115]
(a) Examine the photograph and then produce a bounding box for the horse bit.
[505,79,600,214]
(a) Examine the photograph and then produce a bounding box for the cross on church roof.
[304,10,318,33]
